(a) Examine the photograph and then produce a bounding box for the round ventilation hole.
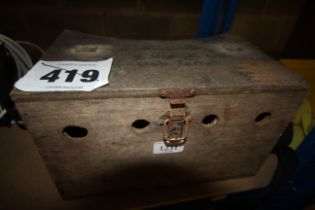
[255,112,271,126]
[132,119,150,130]
[63,126,88,138]
[202,114,219,127]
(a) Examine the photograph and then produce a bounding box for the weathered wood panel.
[11,30,307,198]
[11,30,307,102]
[15,92,305,197]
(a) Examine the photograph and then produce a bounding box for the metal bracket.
[159,88,195,147]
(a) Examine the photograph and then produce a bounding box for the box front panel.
[16,91,304,197]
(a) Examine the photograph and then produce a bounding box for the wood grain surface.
[11,30,307,102]
[0,125,278,210]
[11,30,307,198]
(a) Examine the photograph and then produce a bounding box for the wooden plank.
[11,30,307,102]
[15,92,304,198]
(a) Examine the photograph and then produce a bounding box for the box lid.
[11,30,307,102]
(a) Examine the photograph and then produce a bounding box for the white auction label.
[153,141,184,154]
[15,59,113,92]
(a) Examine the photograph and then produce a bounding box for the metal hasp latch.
[160,88,195,147]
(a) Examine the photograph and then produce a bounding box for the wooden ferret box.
[11,30,307,198]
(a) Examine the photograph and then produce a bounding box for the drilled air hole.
[132,119,150,130]
[202,114,219,127]
[255,112,271,126]
[63,126,88,138]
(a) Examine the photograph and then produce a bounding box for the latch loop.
[159,88,195,147]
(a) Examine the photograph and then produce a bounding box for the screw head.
[160,91,167,97]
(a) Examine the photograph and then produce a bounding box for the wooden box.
[11,30,307,198]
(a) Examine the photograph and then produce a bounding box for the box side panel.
[15,91,305,197]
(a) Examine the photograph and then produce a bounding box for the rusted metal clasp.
[160,88,195,147]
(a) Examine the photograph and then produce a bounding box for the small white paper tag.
[153,141,184,154]
[14,59,113,92]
